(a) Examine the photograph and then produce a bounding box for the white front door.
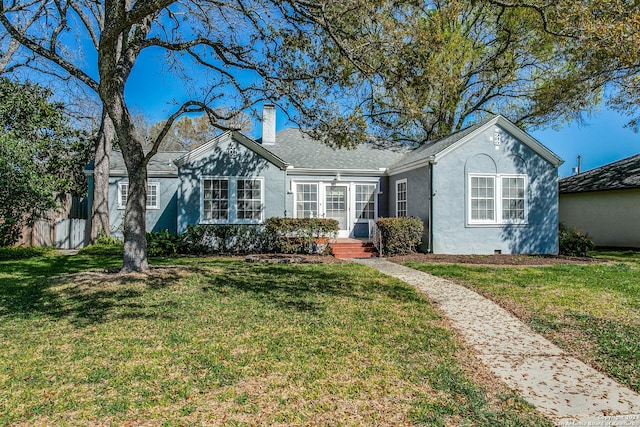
[323,184,350,237]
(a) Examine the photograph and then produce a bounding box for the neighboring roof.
[388,115,563,173]
[85,150,185,177]
[261,128,411,172]
[559,153,640,194]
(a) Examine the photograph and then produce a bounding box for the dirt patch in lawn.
[387,253,606,266]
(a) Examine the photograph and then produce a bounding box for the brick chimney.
[261,104,276,145]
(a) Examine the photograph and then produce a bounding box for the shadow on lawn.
[1,255,422,326]
[201,262,423,314]
[0,255,184,326]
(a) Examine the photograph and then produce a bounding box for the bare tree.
[0,0,355,272]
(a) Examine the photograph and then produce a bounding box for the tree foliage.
[0,0,363,271]
[134,111,252,151]
[482,0,640,130]
[0,78,90,246]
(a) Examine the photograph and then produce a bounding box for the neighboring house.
[559,154,640,248]
[85,107,564,254]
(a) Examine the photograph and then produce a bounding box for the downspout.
[283,165,292,217]
[427,156,436,253]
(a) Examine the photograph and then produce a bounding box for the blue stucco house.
[86,107,563,254]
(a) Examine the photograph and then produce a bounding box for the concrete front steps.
[330,238,379,259]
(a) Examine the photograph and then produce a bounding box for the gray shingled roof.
[261,128,412,170]
[85,151,185,176]
[559,153,640,193]
[390,116,496,170]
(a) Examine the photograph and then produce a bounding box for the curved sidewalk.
[354,258,640,426]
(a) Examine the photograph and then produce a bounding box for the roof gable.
[174,131,288,170]
[559,153,640,193]
[388,115,563,173]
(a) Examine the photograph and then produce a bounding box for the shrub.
[264,217,338,254]
[0,245,53,260]
[79,235,124,256]
[146,230,181,257]
[376,217,424,256]
[559,223,594,257]
[179,224,265,254]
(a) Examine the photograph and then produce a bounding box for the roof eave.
[428,115,564,168]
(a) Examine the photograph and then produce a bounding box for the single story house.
[86,107,564,254]
[559,154,640,248]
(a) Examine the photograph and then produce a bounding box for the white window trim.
[396,179,407,217]
[293,181,320,219]
[117,182,128,210]
[117,181,160,210]
[292,180,379,225]
[200,176,264,225]
[354,183,378,223]
[201,176,230,223]
[467,174,527,226]
[235,177,265,224]
[147,182,160,210]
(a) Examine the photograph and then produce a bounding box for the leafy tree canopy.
[0,78,90,246]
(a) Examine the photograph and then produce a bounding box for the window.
[202,177,263,223]
[355,184,376,220]
[236,179,262,220]
[203,178,229,220]
[295,183,318,218]
[468,174,526,224]
[470,176,495,222]
[396,179,407,217]
[117,182,160,209]
[501,176,525,221]
[147,183,159,209]
[118,182,128,209]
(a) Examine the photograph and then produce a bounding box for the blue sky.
[124,51,639,179]
[531,109,640,178]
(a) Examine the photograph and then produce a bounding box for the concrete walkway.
[354,258,640,426]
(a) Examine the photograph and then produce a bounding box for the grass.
[406,253,640,393]
[0,252,552,426]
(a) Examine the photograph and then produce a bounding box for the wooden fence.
[15,194,89,249]
[55,219,89,249]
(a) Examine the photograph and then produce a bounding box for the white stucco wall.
[559,189,640,248]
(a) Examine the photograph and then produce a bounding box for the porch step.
[329,239,379,259]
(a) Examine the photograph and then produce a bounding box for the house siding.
[388,166,431,250]
[109,176,179,236]
[177,139,285,233]
[559,189,640,248]
[432,125,559,254]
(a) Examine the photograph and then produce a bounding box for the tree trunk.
[90,109,114,242]
[122,158,148,273]
[102,94,150,273]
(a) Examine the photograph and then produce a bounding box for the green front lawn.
[406,255,640,393]
[0,253,550,426]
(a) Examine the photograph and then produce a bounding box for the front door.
[323,184,350,237]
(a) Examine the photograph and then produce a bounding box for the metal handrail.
[368,219,383,257]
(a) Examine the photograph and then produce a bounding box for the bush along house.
[85,105,563,255]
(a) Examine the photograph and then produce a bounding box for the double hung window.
[295,183,318,218]
[469,174,526,224]
[396,179,407,217]
[202,177,263,223]
[355,184,376,220]
[117,182,160,209]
